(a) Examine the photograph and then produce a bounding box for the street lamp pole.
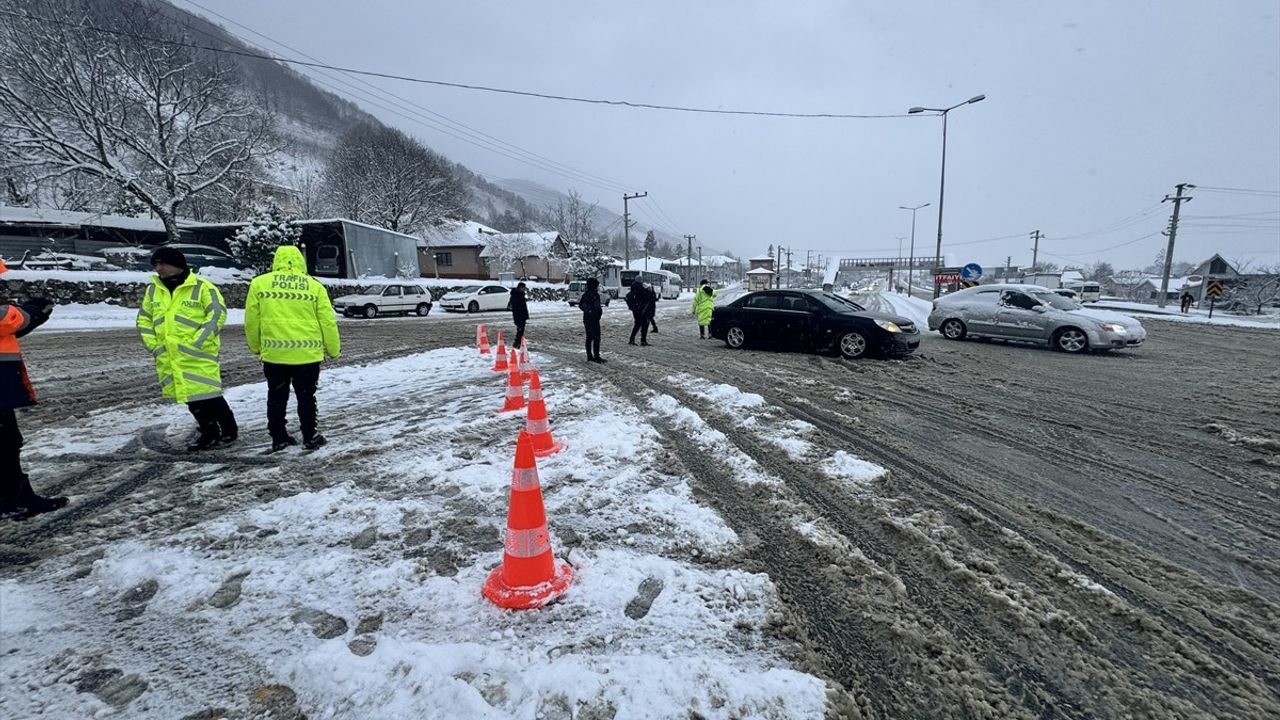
[909,94,985,298]
[899,202,930,296]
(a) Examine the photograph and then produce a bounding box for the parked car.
[927,283,1146,353]
[332,284,433,318]
[566,280,611,307]
[708,289,921,359]
[439,284,511,313]
[15,250,113,271]
[158,243,244,271]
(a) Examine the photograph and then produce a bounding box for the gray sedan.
[927,283,1146,353]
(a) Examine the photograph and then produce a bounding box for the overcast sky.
[179,0,1280,272]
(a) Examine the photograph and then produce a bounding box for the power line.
[169,0,637,196]
[1194,185,1280,196]
[1,7,912,120]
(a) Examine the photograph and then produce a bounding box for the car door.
[775,293,820,348]
[483,286,509,311]
[961,289,1004,335]
[382,285,404,313]
[737,292,784,343]
[994,290,1048,340]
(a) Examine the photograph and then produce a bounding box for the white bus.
[1062,281,1101,303]
[620,269,682,300]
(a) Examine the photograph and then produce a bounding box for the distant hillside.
[160,1,704,252]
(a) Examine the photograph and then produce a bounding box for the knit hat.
[150,246,188,270]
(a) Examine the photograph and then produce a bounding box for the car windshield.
[1028,290,1080,310]
[815,293,866,313]
[454,285,482,293]
[358,286,381,295]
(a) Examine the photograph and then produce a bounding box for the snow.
[1091,300,1280,330]
[4,345,829,718]
[871,292,932,328]
[35,303,246,332]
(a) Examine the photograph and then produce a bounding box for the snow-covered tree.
[1224,270,1280,315]
[322,123,468,233]
[0,0,278,242]
[563,238,615,281]
[230,199,301,274]
[483,232,537,277]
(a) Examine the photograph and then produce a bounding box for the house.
[746,267,775,292]
[1191,254,1238,278]
[480,231,569,282]
[417,219,499,280]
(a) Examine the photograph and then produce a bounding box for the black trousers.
[584,318,601,359]
[629,313,648,344]
[264,362,321,442]
[649,314,658,332]
[513,319,527,350]
[187,396,237,439]
[0,407,25,491]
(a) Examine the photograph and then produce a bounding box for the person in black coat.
[626,280,653,346]
[509,282,530,348]
[579,278,606,363]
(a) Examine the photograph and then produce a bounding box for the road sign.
[1205,279,1225,299]
[961,263,983,281]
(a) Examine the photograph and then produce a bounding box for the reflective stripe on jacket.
[0,305,37,410]
[244,245,340,365]
[137,273,227,403]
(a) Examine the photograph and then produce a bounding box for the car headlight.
[1097,322,1127,333]
[874,319,902,333]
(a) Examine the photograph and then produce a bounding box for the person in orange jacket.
[0,260,69,520]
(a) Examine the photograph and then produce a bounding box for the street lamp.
[909,93,985,298]
[898,202,930,296]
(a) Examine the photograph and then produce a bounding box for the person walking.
[1179,290,1194,314]
[245,245,341,452]
[137,247,237,451]
[625,279,652,346]
[509,281,529,349]
[646,283,660,334]
[691,279,716,339]
[580,277,606,363]
[0,262,68,520]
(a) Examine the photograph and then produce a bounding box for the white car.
[332,284,434,319]
[439,284,511,313]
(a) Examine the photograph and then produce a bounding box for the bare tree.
[322,123,468,233]
[0,0,277,241]
[482,232,537,278]
[1225,268,1280,315]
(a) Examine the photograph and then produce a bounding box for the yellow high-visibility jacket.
[245,245,340,364]
[136,272,228,404]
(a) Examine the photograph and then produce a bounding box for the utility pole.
[1158,182,1195,308]
[622,192,647,268]
[685,234,695,287]
[776,245,783,288]
[785,248,793,288]
[697,245,703,283]
[1005,255,1012,282]
[1029,230,1042,270]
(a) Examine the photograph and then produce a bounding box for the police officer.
[137,247,237,451]
[245,245,340,452]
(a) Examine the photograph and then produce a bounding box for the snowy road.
[3,295,1279,718]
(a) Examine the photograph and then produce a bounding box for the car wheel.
[940,318,967,340]
[838,330,869,359]
[416,303,431,316]
[363,304,378,319]
[467,300,479,313]
[725,325,746,349]
[1054,327,1088,353]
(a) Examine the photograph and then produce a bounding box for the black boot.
[187,433,220,452]
[304,434,327,451]
[269,435,298,453]
[2,474,68,521]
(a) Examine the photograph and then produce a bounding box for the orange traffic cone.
[498,349,525,413]
[525,370,562,457]
[478,324,491,356]
[517,343,533,383]
[491,332,508,372]
[483,431,573,609]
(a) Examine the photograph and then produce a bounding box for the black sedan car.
[708,289,921,359]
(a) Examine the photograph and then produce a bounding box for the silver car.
[927,283,1146,353]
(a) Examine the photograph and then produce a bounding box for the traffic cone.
[482,431,573,610]
[525,370,562,457]
[478,325,491,356]
[498,349,525,413]
[491,332,508,372]
[517,342,533,383]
